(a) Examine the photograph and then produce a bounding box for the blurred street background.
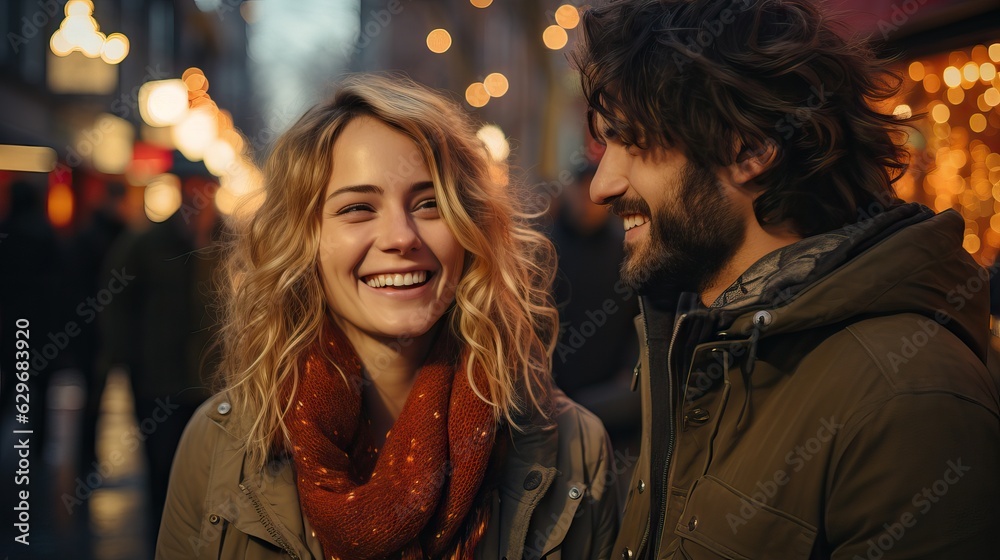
[0,0,998,558]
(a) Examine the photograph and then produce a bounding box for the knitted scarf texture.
[286,321,496,560]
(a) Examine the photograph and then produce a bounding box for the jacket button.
[687,515,698,531]
[622,547,633,559]
[209,514,220,524]
[217,402,231,415]
[684,408,710,427]
[568,486,582,500]
[523,470,542,490]
[637,480,645,494]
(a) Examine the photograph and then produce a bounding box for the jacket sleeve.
[155,400,218,560]
[825,392,1000,559]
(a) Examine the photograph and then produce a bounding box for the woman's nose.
[375,210,422,254]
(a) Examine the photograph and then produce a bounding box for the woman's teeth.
[624,214,650,231]
[364,271,429,288]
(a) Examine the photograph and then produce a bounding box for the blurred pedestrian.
[550,164,640,454]
[99,180,218,555]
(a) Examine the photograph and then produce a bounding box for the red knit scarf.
[285,321,496,560]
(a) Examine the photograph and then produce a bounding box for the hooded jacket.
[156,389,619,560]
[613,204,1000,559]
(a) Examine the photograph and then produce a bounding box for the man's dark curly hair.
[573,0,912,237]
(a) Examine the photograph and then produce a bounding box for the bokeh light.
[47,182,74,227]
[477,125,510,162]
[51,1,127,64]
[171,109,218,161]
[555,5,580,29]
[931,103,950,123]
[426,29,452,54]
[465,82,490,108]
[101,33,129,64]
[483,72,509,97]
[923,74,941,93]
[144,174,182,222]
[970,114,987,133]
[543,25,568,50]
[139,79,189,127]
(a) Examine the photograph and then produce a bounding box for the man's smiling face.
[589,119,747,293]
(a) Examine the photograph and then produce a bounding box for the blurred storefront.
[832,0,1000,264]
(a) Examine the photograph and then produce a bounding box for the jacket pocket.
[673,476,816,560]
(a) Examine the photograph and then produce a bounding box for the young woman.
[156,75,619,560]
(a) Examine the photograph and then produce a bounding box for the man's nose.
[590,146,630,205]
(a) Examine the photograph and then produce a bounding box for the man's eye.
[337,204,373,215]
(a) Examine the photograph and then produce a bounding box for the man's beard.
[614,162,746,294]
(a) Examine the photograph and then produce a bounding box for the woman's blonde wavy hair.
[217,74,559,473]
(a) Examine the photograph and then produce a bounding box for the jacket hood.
[724,204,989,361]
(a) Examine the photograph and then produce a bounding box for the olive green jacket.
[156,390,619,559]
[614,206,1000,559]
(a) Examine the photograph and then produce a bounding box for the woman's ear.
[730,141,778,186]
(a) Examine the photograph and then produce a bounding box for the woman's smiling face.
[318,116,465,344]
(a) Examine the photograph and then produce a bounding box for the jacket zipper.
[634,299,652,557]
[239,482,301,560]
[651,311,685,557]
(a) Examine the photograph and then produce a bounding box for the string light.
[894,44,1000,260]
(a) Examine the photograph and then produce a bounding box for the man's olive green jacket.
[614,205,1000,559]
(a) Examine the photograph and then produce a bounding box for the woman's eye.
[336,204,373,215]
[415,198,438,211]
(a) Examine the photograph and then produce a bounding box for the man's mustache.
[609,196,651,218]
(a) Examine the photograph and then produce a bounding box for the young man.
[573,1,1000,558]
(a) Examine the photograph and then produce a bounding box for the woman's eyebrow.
[327,184,382,202]
[410,181,434,193]
[326,181,434,203]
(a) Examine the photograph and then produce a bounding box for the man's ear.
[730,141,778,186]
